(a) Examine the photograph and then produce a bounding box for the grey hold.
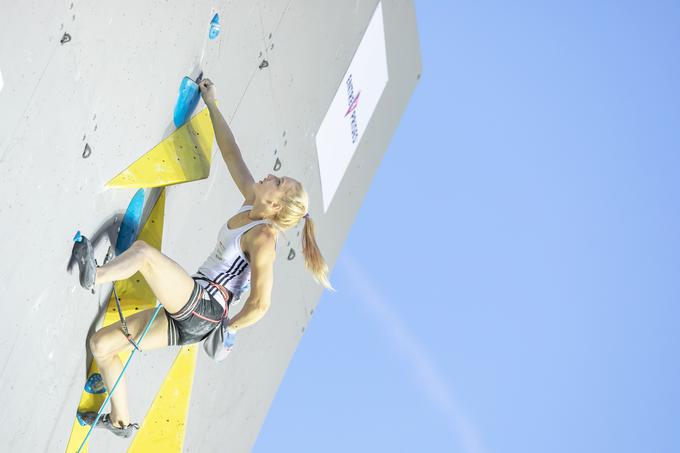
[287,249,295,260]
[60,33,71,45]
[82,143,91,159]
[273,157,281,171]
[259,59,269,70]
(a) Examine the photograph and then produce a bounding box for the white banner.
[315,2,389,212]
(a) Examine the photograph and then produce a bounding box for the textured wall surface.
[0,1,420,451]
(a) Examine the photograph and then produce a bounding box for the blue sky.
[255,2,680,452]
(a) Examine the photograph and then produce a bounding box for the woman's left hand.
[224,328,237,349]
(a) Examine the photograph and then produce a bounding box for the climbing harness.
[194,277,238,362]
[191,276,231,322]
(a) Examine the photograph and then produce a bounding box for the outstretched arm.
[200,79,255,200]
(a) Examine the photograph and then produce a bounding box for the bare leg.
[97,355,128,426]
[95,241,151,286]
[89,240,195,425]
[95,240,195,314]
[90,308,170,427]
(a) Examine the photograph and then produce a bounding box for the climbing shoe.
[76,412,140,438]
[72,231,97,291]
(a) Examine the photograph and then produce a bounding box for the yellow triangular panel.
[106,108,215,188]
[65,189,166,452]
[127,346,198,452]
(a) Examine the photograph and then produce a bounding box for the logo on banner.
[315,1,388,212]
[344,74,361,144]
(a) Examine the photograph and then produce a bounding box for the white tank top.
[193,205,275,308]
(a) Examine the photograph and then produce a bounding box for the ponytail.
[301,215,335,292]
[272,177,335,291]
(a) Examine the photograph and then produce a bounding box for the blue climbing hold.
[76,412,88,427]
[116,189,145,256]
[73,230,83,243]
[209,13,220,40]
[84,373,107,395]
[173,76,201,128]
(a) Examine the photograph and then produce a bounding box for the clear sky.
[255,1,680,452]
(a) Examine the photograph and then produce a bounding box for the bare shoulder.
[245,224,277,260]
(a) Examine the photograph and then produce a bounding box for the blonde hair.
[271,178,335,291]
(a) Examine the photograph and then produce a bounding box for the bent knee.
[131,240,151,253]
[90,331,117,359]
[133,240,161,258]
[131,240,157,263]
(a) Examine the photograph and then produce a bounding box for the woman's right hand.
[199,78,217,104]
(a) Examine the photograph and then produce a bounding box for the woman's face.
[254,174,288,205]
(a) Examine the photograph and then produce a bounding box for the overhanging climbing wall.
[0,1,420,451]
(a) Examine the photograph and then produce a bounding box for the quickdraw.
[102,245,141,351]
[112,283,141,351]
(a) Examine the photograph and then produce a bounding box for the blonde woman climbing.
[71,77,333,437]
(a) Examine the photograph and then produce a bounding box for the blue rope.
[76,303,163,452]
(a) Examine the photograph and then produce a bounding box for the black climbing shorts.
[165,278,231,346]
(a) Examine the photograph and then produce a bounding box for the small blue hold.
[209,13,220,40]
[76,412,88,427]
[84,373,107,395]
